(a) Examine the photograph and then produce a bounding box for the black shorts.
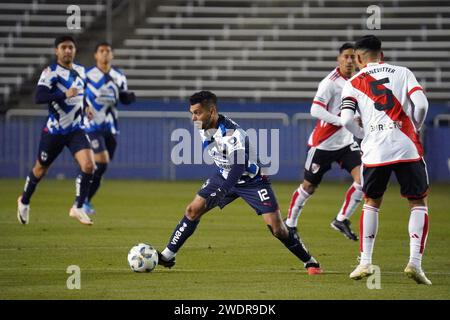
[362,159,429,199]
[304,142,362,185]
[37,129,92,166]
[87,131,117,159]
[197,173,279,215]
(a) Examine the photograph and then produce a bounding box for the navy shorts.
[362,159,429,200]
[87,131,117,159]
[197,173,279,215]
[37,129,92,166]
[304,142,362,185]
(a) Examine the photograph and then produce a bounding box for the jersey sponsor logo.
[369,120,403,133]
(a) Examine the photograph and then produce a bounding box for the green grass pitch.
[0,179,449,299]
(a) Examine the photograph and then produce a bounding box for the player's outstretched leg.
[264,211,322,275]
[331,182,362,241]
[158,196,206,268]
[17,162,47,225]
[350,204,378,280]
[405,205,431,285]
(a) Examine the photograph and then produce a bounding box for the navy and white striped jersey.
[199,115,260,182]
[37,62,86,134]
[84,66,127,134]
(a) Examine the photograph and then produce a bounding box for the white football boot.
[349,264,374,280]
[69,206,93,226]
[404,264,432,285]
[17,196,30,225]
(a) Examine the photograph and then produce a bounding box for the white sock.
[360,204,379,265]
[408,206,429,269]
[161,248,176,261]
[286,185,312,228]
[336,182,363,221]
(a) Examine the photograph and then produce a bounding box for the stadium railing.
[2,109,449,182]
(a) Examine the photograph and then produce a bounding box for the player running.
[286,43,362,241]
[157,91,322,275]
[340,35,431,285]
[83,42,136,214]
[17,35,95,226]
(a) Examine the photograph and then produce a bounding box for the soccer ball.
[127,243,159,273]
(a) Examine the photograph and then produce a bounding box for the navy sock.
[166,215,200,254]
[75,171,93,208]
[87,162,107,201]
[279,228,312,263]
[21,171,41,205]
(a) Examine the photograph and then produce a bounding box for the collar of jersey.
[95,66,112,75]
[56,62,75,71]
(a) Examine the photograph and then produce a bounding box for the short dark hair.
[54,35,76,48]
[189,91,217,110]
[94,41,112,52]
[354,35,382,53]
[339,42,354,54]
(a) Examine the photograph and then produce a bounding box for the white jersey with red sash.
[341,62,424,166]
[308,67,354,150]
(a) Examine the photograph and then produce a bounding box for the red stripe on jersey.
[408,86,423,96]
[312,100,327,108]
[350,73,424,157]
[308,121,341,147]
[329,70,340,81]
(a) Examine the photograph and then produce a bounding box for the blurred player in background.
[286,43,362,241]
[83,42,136,214]
[157,91,322,275]
[17,35,95,226]
[340,35,431,285]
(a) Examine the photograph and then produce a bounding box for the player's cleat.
[404,264,432,285]
[83,201,96,215]
[157,251,176,269]
[349,264,374,280]
[69,206,93,226]
[17,196,30,225]
[305,262,323,275]
[283,218,297,233]
[331,219,358,241]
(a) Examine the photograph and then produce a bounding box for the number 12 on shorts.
[258,189,270,201]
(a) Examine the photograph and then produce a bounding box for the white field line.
[0,267,448,275]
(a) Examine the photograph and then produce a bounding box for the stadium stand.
[0,0,109,108]
[0,0,449,108]
[113,0,450,103]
